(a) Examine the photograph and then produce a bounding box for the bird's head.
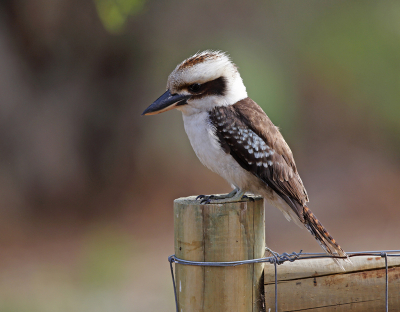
[142,50,247,116]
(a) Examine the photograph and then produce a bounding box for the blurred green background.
[0,0,400,311]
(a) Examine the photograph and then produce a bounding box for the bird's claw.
[197,195,215,204]
[242,195,255,202]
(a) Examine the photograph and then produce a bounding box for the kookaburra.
[142,50,348,264]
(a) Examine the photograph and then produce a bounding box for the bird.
[142,50,348,267]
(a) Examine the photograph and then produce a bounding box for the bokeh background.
[1,0,400,311]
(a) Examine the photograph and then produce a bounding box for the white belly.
[182,112,251,190]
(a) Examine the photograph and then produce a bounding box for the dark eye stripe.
[189,77,226,99]
[189,83,201,93]
[176,77,226,98]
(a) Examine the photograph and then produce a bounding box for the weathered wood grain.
[264,255,400,311]
[174,194,265,312]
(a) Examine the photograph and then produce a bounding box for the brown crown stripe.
[178,53,218,70]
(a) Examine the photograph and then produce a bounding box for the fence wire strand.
[168,249,400,312]
[385,253,388,312]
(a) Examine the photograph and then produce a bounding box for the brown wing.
[209,97,308,219]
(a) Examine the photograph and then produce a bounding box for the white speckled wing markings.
[209,97,309,220]
[209,97,349,263]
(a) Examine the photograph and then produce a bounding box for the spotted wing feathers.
[209,97,308,219]
[209,97,348,263]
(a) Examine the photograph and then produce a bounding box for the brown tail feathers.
[303,206,349,269]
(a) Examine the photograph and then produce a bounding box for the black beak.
[142,90,191,116]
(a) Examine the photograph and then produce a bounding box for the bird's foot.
[242,194,255,202]
[196,194,216,204]
[197,195,214,204]
[197,190,245,204]
[196,188,238,203]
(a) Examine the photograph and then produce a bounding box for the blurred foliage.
[0,227,151,312]
[94,0,146,33]
[236,49,297,137]
[301,1,400,144]
[79,226,135,287]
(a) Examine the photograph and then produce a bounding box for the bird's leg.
[198,189,246,204]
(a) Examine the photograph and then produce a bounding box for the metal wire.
[168,256,179,312]
[273,260,277,312]
[385,253,388,312]
[168,249,400,311]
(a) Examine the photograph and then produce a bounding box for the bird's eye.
[189,83,201,93]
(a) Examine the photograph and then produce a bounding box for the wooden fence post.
[264,255,400,311]
[174,194,265,312]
